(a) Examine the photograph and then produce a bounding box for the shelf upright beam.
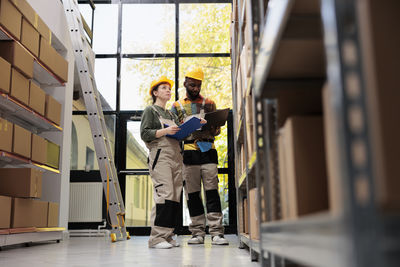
[321,0,382,266]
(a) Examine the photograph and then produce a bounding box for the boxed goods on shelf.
[249,187,259,239]
[12,124,31,158]
[20,18,40,57]
[10,67,29,105]
[11,198,48,228]
[245,94,254,159]
[236,65,243,120]
[276,87,322,128]
[0,40,34,78]
[45,94,61,125]
[0,117,13,152]
[243,197,249,234]
[37,16,51,43]
[0,56,11,93]
[31,134,47,164]
[46,140,60,169]
[322,84,343,214]
[0,195,12,228]
[39,37,68,82]
[358,0,400,211]
[278,116,328,219]
[0,168,42,198]
[47,202,59,227]
[0,0,22,40]
[10,0,35,25]
[29,81,45,116]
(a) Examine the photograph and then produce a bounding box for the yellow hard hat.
[149,76,174,96]
[185,68,204,81]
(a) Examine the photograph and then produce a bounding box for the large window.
[74,1,233,232]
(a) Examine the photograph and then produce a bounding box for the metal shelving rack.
[231,0,262,262]
[232,0,400,266]
[0,2,69,247]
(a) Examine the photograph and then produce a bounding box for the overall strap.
[150,105,164,129]
[199,98,206,117]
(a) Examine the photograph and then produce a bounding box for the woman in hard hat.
[140,76,183,249]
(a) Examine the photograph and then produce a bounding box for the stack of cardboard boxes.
[232,0,259,240]
[0,0,66,232]
[0,168,59,229]
[0,0,64,169]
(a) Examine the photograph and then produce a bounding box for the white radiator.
[69,182,103,222]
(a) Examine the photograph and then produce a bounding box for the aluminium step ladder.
[63,0,129,242]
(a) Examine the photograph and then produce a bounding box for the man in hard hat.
[171,68,229,245]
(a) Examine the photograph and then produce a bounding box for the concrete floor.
[0,234,259,267]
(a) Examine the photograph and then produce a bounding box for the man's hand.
[200,118,207,124]
[210,125,221,136]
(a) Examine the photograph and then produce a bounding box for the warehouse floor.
[0,234,258,266]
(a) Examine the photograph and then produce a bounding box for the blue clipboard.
[165,117,205,140]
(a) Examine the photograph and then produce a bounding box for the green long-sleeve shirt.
[140,105,180,143]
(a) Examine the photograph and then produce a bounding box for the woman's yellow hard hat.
[149,76,174,96]
[185,68,204,81]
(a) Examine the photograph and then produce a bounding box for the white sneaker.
[211,235,229,245]
[169,240,180,247]
[152,241,173,249]
[187,235,204,244]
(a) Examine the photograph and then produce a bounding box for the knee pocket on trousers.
[188,191,205,217]
[205,189,222,213]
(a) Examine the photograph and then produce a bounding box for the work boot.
[211,235,229,245]
[151,241,173,249]
[187,235,204,244]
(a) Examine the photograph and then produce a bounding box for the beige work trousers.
[183,163,224,237]
[147,136,183,247]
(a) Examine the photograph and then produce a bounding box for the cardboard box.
[10,67,29,105]
[47,202,59,227]
[243,197,249,234]
[322,84,343,213]
[269,39,325,79]
[39,37,68,82]
[10,0,37,28]
[236,65,243,119]
[0,117,13,152]
[276,87,322,128]
[278,133,289,219]
[278,116,328,219]
[0,0,22,40]
[31,134,47,164]
[0,56,11,93]
[12,124,31,158]
[0,41,34,78]
[45,94,61,125]
[29,81,45,115]
[21,18,39,57]
[11,198,48,228]
[0,195,12,228]
[37,16,51,43]
[245,94,254,159]
[0,168,42,198]
[47,140,60,169]
[249,188,259,240]
[358,0,400,210]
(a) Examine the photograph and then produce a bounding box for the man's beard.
[187,90,199,99]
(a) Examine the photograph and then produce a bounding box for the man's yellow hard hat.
[185,68,204,81]
[149,76,174,96]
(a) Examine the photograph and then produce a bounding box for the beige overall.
[178,100,224,238]
[146,106,183,247]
